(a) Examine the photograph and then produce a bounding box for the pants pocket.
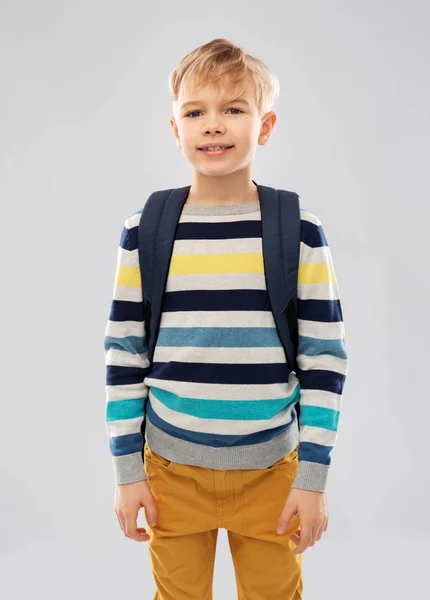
[266,445,299,470]
[144,443,177,472]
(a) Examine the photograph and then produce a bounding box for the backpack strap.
[257,183,301,373]
[277,188,301,374]
[138,186,191,364]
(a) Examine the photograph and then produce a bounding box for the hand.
[276,488,328,555]
[114,479,157,542]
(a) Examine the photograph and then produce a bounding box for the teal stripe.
[157,327,282,348]
[104,335,147,354]
[105,398,145,422]
[299,405,339,431]
[150,384,300,420]
[298,335,347,359]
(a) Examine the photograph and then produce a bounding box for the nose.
[202,122,226,136]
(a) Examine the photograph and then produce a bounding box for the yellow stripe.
[116,264,141,287]
[169,253,264,275]
[298,262,337,285]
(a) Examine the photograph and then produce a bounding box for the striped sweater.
[104,198,348,493]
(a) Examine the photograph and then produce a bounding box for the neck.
[186,170,258,206]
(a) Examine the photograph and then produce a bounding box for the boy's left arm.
[291,212,349,493]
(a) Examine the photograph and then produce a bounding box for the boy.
[104,38,348,599]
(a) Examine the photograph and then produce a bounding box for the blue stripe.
[157,326,282,348]
[298,335,347,359]
[297,298,343,322]
[106,398,145,422]
[175,220,262,240]
[299,405,339,431]
[163,289,271,312]
[151,361,290,385]
[296,368,345,395]
[298,441,333,465]
[106,364,151,386]
[110,432,143,456]
[301,219,328,248]
[151,384,300,420]
[123,225,139,251]
[109,299,145,322]
[146,401,297,448]
[104,334,147,354]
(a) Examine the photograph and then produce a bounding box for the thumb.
[144,500,158,527]
[277,500,296,535]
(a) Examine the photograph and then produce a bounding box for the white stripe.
[106,416,143,438]
[299,389,342,411]
[297,283,340,301]
[160,311,277,328]
[106,382,149,402]
[144,374,300,401]
[148,389,296,435]
[105,320,145,338]
[117,246,139,267]
[299,242,332,263]
[105,348,150,368]
[172,237,262,255]
[124,212,142,229]
[166,272,267,292]
[179,211,261,223]
[153,345,286,364]
[298,319,345,339]
[297,353,348,375]
[300,209,321,226]
[113,283,142,302]
[299,425,338,446]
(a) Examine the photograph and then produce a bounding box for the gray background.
[1,0,429,598]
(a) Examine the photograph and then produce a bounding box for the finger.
[290,532,301,545]
[317,519,327,542]
[115,511,123,532]
[310,523,320,546]
[289,526,301,545]
[125,519,149,542]
[136,527,150,541]
[293,523,312,555]
[116,510,126,533]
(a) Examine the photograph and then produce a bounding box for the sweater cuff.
[113,452,148,485]
[291,460,329,493]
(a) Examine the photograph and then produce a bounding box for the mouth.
[198,145,234,155]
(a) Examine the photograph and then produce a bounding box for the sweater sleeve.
[104,211,151,485]
[291,210,349,493]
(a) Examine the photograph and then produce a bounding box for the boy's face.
[170,77,276,177]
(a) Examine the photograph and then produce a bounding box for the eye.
[185,107,244,118]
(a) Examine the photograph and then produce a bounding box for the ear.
[169,116,181,150]
[258,112,277,145]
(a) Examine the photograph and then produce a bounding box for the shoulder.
[300,207,322,227]
[299,208,328,247]
[118,209,142,251]
[124,208,143,230]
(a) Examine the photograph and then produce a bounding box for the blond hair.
[169,38,280,117]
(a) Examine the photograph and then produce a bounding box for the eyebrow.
[180,97,251,110]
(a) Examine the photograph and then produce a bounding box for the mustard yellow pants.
[144,442,303,600]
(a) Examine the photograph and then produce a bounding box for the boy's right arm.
[104,211,151,486]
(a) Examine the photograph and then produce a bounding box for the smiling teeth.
[201,146,228,151]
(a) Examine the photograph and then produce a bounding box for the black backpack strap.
[278,189,301,374]
[138,189,173,363]
[137,189,172,462]
[258,181,301,374]
[138,185,191,364]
